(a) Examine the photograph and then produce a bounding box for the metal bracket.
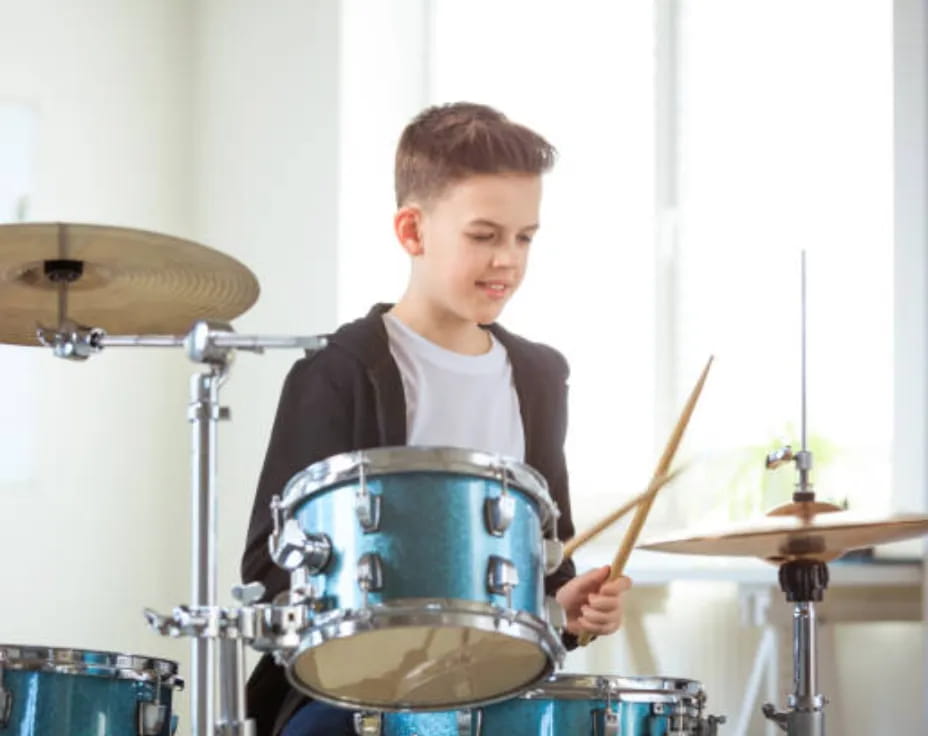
[592,708,619,736]
[487,555,519,609]
[460,708,483,736]
[358,553,384,607]
[761,704,789,732]
[268,518,332,574]
[484,494,516,537]
[485,462,515,536]
[543,538,564,573]
[544,595,567,630]
[138,702,168,736]
[353,712,382,735]
[354,461,381,533]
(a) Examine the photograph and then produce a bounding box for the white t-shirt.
[382,313,525,461]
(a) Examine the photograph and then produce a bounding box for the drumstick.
[578,356,713,646]
[562,465,685,559]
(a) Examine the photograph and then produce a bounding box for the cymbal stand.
[762,252,829,735]
[762,561,829,735]
[39,319,327,736]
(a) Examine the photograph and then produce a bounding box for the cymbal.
[0,222,260,345]
[638,509,928,563]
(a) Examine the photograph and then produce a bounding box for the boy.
[241,102,631,736]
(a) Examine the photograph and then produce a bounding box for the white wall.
[893,0,928,727]
[0,0,195,726]
[190,0,342,689]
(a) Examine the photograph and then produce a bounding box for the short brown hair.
[395,102,556,207]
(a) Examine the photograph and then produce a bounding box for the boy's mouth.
[476,280,510,298]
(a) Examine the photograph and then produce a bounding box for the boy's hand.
[555,565,632,637]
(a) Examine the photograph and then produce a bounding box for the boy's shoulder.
[488,322,569,381]
[285,306,390,382]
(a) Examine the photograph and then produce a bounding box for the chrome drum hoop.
[283,599,566,712]
[279,447,559,534]
[0,644,182,689]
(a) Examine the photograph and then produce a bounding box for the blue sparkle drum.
[364,674,724,735]
[270,447,566,711]
[0,644,183,735]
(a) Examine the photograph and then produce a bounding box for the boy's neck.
[388,299,492,356]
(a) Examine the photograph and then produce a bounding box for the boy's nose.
[492,240,522,268]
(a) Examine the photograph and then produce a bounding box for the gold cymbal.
[0,222,260,345]
[638,509,928,563]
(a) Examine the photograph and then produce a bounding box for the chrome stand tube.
[217,638,253,736]
[763,561,828,735]
[791,602,818,711]
[40,319,328,736]
[189,369,226,736]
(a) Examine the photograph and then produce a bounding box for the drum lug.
[0,655,11,728]
[355,489,382,533]
[353,712,382,735]
[484,493,516,536]
[544,595,567,630]
[355,461,382,532]
[543,538,564,573]
[458,708,482,736]
[268,517,332,574]
[487,555,519,608]
[358,553,384,606]
[593,708,620,736]
[137,701,168,736]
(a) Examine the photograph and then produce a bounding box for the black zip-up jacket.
[241,304,578,735]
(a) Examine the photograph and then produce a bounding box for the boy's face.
[412,172,541,326]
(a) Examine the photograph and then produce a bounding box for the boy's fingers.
[578,616,620,635]
[587,593,622,612]
[598,576,632,595]
[579,606,616,626]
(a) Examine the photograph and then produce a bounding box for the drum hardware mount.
[268,498,333,574]
[137,699,169,736]
[544,537,565,573]
[485,464,515,536]
[357,553,385,607]
[38,317,326,736]
[354,460,382,533]
[487,555,520,609]
[459,708,482,736]
[761,254,827,736]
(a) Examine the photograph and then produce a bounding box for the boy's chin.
[470,303,507,325]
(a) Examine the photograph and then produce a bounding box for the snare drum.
[269,447,566,711]
[365,673,724,735]
[0,644,182,735]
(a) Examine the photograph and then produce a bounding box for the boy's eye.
[518,234,534,244]
[467,232,495,242]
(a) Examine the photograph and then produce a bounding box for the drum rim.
[0,643,182,686]
[520,673,705,702]
[282,599,565,712]
[280,446,559,530]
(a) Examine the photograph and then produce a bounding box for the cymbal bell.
[638,508,928,563]
[0,222,260,345]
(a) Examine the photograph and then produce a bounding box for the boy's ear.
[394,206,424,256]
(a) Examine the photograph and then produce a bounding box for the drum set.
[0,222,925,736]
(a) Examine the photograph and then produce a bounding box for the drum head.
[288,622,551,710]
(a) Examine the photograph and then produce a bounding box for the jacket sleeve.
[543,349,577,595]
[240,350,356,602]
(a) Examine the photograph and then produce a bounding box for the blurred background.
[0,1,924,733]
